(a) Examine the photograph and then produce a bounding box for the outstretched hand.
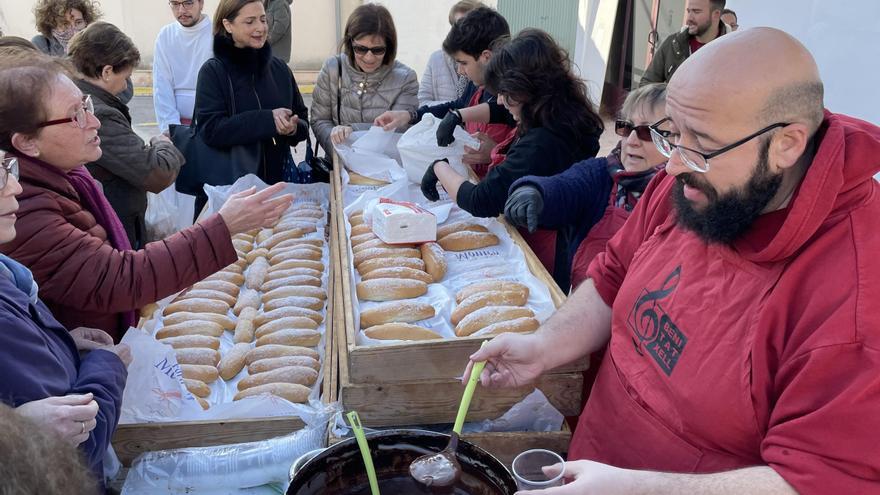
[218,183,294,235]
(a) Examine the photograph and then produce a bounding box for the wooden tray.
[111,185,341,466]
[332,159,586,426]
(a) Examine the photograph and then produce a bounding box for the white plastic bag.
[397,113,479,183]
[335,129,407,184]
[145,191,178,242]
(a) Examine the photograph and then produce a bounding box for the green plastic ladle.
[409,341,489,488]
[347,410,380,495]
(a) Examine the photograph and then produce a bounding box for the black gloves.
[504,185,544,233]
[436,110,462,147]
[421,159,447,202]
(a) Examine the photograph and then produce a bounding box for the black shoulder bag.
[297,55,342,183]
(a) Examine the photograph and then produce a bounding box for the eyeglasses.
[169,0,196,9]
[615,120,653,141]
[649,117,789,173]
[37,95,94,130]
[0,153,19,190]
[352,43,387,57]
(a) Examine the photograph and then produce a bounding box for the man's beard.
[672,140,782,244]
[689,18,713,37]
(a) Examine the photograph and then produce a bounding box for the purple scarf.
[29,158,136,330]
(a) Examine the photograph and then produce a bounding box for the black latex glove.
[436,110,462,147]
[421,159,446,202]
[504,185,544,233]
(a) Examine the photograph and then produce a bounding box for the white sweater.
[152,15,213,132]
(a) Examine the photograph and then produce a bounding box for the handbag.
[296,55,342,184]
[173,60,261,195]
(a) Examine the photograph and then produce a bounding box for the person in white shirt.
[153,0,213,133]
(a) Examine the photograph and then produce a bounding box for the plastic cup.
[511,449,565,490]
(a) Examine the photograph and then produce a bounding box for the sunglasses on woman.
[352,43,387,56]
[615,120,653,141]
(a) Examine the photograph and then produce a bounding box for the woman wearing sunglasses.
[504,83,668,292]
[0,148,130,491]
[310,3,418,152]
[0,60,292,343]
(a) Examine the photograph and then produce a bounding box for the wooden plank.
[463,430,571,468]
[340,373,583,427]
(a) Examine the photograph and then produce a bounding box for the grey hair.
[620,83,667,121]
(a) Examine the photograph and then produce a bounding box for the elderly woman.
[505,83,668,292]
[418,0,482,106]
[310,3,418,152]
[421,29,604,283]
[69,22,185,249]
[0,59,292,342]
[188,0,309,216]
[31,0,100,56]
[0,144,129,491]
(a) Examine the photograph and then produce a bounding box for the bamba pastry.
[218,342,252,380]
[455,280,530,304]
[190,279,240,298]
[233,382,309,403]
[477,316,540,336]
[255,328,321,347]
[268,248,322,266]
[351,223,372,237]
[248,355,320,374]
[237,365,319,390]
[359,301,435,328]
[361,266,432,284]
[175,347,221,366]
[255,316,319,338]
[451,290,529,325]
[245,257,270,290]
[454,306,535,337]
[356,278,428,301]
[203,271,245,286]
[265,267,323,282]
[419,242,447,282]
[183,378,211,398]
[262,285,326,303]
[438,231,500,252]
[354,247,422,267]
[436,221,490,239]
[263,296,324,313]
[254,306,324,327]
[268,259,324,274]
[261,275,322,293]
[162,311,235,330]
[174,289,236,308]
[352,238,411,254]
[350,232,377,247]
[220,262,244,275]
[364,323,442,341]
[233,289,261,316]
[271,237,324,251]
[261,228,309,250]
[156,320,225,339]
[244,344,319,365]
[231,239,253,254]
[232,233,255,243]
[180,364,220,383]
[157,334,220,350]
[356,257,425,275]
[255,228,274,245]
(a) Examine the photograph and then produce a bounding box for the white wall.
[730,0,880,126]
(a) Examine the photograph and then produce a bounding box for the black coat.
[194,34,308,184]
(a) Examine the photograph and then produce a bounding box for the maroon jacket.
[0,156,237,341]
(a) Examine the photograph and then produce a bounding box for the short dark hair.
[68,22,140,79]
[33,0,103,37]
[761,81,825,136]
[485,29,604,146]
[442,6,510,59]
[341,4,398,68]
[214,0,264,37]
[0,65,60,152]
[709,0,726,11]
[0,36,38,52]
[721,8,736,17]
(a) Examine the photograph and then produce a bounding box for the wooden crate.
[332,161,586,427]
[111,185,341,466]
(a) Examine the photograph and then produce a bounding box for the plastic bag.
[121,403,337,493]
[335,129,407,184]
[144,191,178,242]
[397,113,479,184]
[461,389,564,433]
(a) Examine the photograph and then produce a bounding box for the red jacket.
[574,112,880,493]
[465,86,516,179]
[0,156,237,341]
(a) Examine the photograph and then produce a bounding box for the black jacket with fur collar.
[193,33,308,184]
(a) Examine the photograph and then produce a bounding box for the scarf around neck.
[51,27,77,54]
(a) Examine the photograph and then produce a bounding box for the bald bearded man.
[465,28,880,494]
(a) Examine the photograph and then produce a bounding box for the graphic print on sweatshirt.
[627,265,687,375]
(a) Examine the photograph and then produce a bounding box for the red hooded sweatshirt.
[571,112,880,493]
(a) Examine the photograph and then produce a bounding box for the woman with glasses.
[421,29,604,283]
[188,0,308,214]
[504,84,668,292]
[310,3,418,153]
[0,147,130,491]
[69,22,185,249]
[31,0,100,56]
[0,60,292,342]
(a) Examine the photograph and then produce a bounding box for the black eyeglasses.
[37,95,94,130]
[615,120,653,141]
[352,43,387,56]
[0,152,19,190]
[649,117,789,173]
[169,0,196,9]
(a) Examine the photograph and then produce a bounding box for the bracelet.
[408,109,418,125]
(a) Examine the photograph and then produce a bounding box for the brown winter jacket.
[0,156,237,341]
